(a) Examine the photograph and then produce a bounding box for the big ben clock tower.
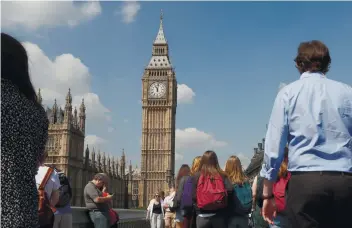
[139,10,177,207]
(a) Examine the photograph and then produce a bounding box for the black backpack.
[255,176,264,208]
[55,171,72,208]
[169,194,178,213]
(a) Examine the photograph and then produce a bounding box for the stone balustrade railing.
[72,207,150,228]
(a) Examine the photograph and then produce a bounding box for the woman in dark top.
[147,193,165,228]
[1,33,49,228]
[175,164,191,228]
[153,202,162,215]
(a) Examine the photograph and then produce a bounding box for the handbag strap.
[39,167,54,190]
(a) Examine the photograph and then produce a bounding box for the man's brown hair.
[294,40,331,74]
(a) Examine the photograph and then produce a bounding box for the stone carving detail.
[54,136,61,154]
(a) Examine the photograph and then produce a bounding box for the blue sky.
[3,1,352,171]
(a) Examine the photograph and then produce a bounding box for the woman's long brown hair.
[278,147,289,179]
[191,156,201,176]
[199,150,225,177]
[225,155,247,185]
[176,164,190,188]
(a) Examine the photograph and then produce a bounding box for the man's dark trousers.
[286,171,352,228]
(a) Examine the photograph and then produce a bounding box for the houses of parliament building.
[39,88,130,208]
[40,11,177,208]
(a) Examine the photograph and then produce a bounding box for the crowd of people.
[1,29,351,228]
[145,150,290,228]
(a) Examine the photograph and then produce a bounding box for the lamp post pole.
[124,175,128,209]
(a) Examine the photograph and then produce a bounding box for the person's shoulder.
[326,78,352,92]
[193,172,201,177]
[83,183,90,192]
[50,169,60,179]
[84,181,94,189]
[276,80,299,98]
[181,175,190,181]
[1,79,21,101]
[38,165,51,174]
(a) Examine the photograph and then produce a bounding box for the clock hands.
[150,83,165,98]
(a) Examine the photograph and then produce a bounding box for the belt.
[89,209,103,212]
[291,171,352,176]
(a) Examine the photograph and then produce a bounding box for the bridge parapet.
[72,207,150,228]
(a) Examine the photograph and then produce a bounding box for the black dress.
[1,79,49,228]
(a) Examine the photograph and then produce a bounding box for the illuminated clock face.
[149,82,166,98]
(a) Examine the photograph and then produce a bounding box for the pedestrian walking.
[260,40,352,228]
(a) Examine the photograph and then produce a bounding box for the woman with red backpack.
[191,151,233,228]
[269,148,291,228]
[225,155,252,228]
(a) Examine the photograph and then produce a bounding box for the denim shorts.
[175,209,184,222]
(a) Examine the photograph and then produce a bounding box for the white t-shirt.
[35,166,61,199]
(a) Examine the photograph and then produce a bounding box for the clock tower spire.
[140,10,177,207]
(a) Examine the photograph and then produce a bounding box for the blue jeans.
[269,214,291,228]
[89,211,110,228]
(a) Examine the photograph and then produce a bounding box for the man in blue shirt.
[260,40,352,228]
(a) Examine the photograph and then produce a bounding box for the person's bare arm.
[263,179,274,198]
[50,171,61,207]
[50,190,60,207]
[251,176,258,210]
[94,195,112,203]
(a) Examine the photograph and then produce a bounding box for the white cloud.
[108,127,115,133]
[2,1,101,30]
[177,84,195,104]
[175,128,228,160]
[116,1,141,24]
[278,82,287,92]
[85,135,107,149]
[175,153,184,161]
[74,93,110,119]
[23,42,111,120]
[236,153,251,169]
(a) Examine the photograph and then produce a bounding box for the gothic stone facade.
[245,138,265,184]
[126,163,142,208]
[139,12,177,207]
[38,89,127,208]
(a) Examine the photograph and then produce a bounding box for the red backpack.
[196,173,227,210]
[273,172,291,212]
